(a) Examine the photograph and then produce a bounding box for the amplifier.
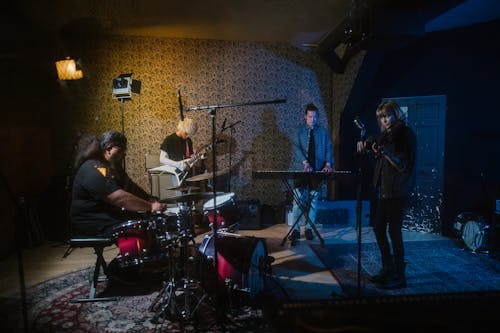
[236,200,261,230]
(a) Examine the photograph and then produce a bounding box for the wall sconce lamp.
[55,57,83,80]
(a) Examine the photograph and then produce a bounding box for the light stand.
[112,73,141,170]
[119,98,126,136]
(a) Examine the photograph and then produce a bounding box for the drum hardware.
[211,222,240,235]
[150,200,214,323]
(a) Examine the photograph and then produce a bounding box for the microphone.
[353,116,365,131]
[221,118,227,132]
[177,89,184,121]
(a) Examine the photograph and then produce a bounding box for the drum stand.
[150,208,213,323]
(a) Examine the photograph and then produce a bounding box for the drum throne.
[65,237,118,303]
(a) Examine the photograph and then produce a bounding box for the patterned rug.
[310,239,500,297]
[0,265,275,333]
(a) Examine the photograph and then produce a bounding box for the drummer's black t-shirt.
[70,159,124,237]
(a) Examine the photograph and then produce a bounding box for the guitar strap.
[185,140,190,159]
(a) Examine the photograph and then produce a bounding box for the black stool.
[67,237,118,302]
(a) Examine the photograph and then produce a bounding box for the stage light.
[55,57,83,80]
[112,73,132,99]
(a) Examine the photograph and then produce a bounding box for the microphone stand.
[354,122,366,297]
[184,98,286,320]
[221,120,241,192]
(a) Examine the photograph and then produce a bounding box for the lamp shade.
[55,58,83,80]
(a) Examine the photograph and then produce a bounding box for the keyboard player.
[289,103,334,246]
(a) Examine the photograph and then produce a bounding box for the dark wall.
[338,20,500,235]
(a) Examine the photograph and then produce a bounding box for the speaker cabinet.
[315,200,370,227]
[237,200,261,230]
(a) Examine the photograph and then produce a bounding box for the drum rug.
[0,266,274,333]
[310,239,500,298]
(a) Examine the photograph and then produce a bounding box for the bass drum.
[198,232,267,300]
[462,217,489,252]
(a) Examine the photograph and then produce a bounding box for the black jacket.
[373,124,416,199]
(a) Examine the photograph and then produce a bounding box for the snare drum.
[203,192,239,228]
[112,219,158,267]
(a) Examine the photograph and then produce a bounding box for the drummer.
[70,130,167,238]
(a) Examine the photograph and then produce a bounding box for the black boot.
[370,255,395,284]
[378,261,406,289]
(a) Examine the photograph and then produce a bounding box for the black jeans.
[373,197,407,266]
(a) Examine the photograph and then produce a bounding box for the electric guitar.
[149,142,214,186]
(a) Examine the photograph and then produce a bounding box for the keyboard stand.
[252,171,352,248]
[280,176,325,247]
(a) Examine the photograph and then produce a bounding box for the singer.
[356,100,416,289]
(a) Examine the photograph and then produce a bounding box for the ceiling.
[10,0,500,48]
[14,0,352,46]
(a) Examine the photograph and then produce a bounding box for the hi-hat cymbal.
[159,192,225,204]
[186,170,227,182]
[166,185,200,192]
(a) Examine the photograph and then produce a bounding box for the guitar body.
[148,164,184,187]
[151,142,214,186]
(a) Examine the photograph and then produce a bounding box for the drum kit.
[111,171,270,323]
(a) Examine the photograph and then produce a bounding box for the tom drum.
[203,192,239,229]
[112,219,159,267]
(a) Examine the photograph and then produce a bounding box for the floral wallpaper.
[55,35,363,208]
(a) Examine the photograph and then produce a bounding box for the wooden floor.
[0,222,443,299]
[4,221,500,333]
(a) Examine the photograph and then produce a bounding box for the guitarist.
[159,118,207,188]
[160,118,198,172]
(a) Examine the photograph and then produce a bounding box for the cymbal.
[186,170,227,182]
[160,192,225,204]
[166,185,200,192]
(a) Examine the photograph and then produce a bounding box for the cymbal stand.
[150,205,212,323]
[149,238,177,322]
